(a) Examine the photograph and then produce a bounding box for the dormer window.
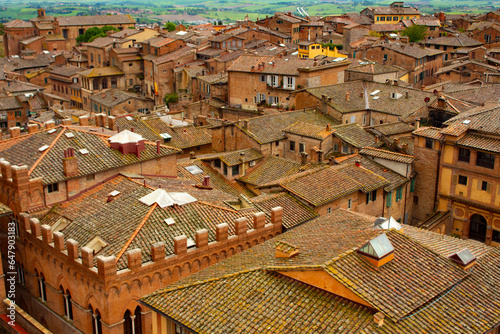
[449,248,476,270]
[357,233,394,267]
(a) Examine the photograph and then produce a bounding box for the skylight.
[47,129,56,134]
[108,190,120,197]
[449,248,476,267]
[79,148,89,155]
[358,233,394,259]
[65,133,75,138]
[462,119,471,124]
[38,145,49,152]
[370,90,381,96]
[126,116,133,120]
[186,165,203,175]
[164,218,175,226]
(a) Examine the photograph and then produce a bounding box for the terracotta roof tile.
[359,147,414,164]
[412,127,444,140]
[333,123,381,149]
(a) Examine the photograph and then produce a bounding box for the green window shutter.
[386,191,392,207]
[396,187,402,202]
[410,178,415,193]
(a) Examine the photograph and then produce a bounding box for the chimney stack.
[373,312,385,327]
[374,136,379,144]
[63,148,78,177]
[393,138,400,146]
[190,151,196,159]
[355,159,361,167]
[203,175,210,188]
[28,124,39,133]
[9,126,21,138]
[79,116,89,126]
[345,91,350,101]
[300,152,308,165]
[415,119,420,129]
[156,140,161,154]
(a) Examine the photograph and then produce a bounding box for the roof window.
[357,233,394,267]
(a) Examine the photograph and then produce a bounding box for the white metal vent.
[38,145,49,152]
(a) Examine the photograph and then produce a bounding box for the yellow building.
[361,1,420,24]
[412,105,500,246]
[298,42,347,59]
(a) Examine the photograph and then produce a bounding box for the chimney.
[107,195,114,203]
[355,159,361,167]
[156,140,161,154]
[275,240,299,258]
[61,118,71,126]
[405,91,409,99]
[203,175,210,188]
[300,152,308,165]
[393,138,400,146]
[345,91,350,101]
[190,151,196,159]
[107,116,116,131]
[9,126,21,138]
[402,143,409,152]
[63,148,78,177]
[45,121,55,129]
[239,151,246,162]
[374,136,379,144]
[28,124,39,134]
[415,119,420,129]
[438,97,446,109]
[326,124,331,132]
[328,157,337,165]
[79,116,89,126]
[243,119,249,130]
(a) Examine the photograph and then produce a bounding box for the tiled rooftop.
[333,123,381,149]
[0,126,179,184]
[359,147,414,164]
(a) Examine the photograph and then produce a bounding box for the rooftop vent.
[462,119,471,124]
[79,148,89,155]
[275,240,300,258]
[357,233,394,267]
[374,217,402,230]
[65,133,75,139]
[47,129,56,134]
[391,92,403,100]
[370,90,381,96]
[449,248,476,270]
[108,190,120,197]
[139,189,197,208]
[164,218,175,226]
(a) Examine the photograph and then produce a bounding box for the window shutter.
[452,175,458,185]
[410,178,415,193]
[487,183,492,193]
[477,180,482,190]
[386,192,392,207]
[372,190,377,202]
[366,193,370,204]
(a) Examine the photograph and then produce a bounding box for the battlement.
[19,207,283,281]
[0,161,43,213]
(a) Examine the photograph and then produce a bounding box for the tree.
[164,93,178,105]
[217,20,223,25]
[401,25,427,43]
[165,22,176,32]
[75,26,119,44]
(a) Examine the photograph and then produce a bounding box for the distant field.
[0,0,495,23]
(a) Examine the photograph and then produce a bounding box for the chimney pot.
[355,159,361,167]
[345,91,350,101]
[374,312,385,327]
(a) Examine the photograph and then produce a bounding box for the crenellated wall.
[12,207,283,334]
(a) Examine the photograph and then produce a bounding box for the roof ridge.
[28,127,66,175]
[197,201,237,213]
[116,202,157,261]
[147,268,262,296]
[361,146,414,158]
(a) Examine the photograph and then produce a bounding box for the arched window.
[111,77,117,88]
[93,78,99,91]
[91,308,102,334]
[123,307,142,334]
[37,271,46,302]
[469,214,487,242]
[62,288,73,320]
[102,78,108,90]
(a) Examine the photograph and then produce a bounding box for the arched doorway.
[469,214,487,242]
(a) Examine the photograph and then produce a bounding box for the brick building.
[412,105,500,246]
[362,42,444,87]
[296,81,436,125]
[227,54,350,110]
[0,124,180,215]
[79,67,125,111]
[2,173,284,333]
[423,33,482,61]
[48,65,81,102]
[361,1,420,24]
[89,89,154,116]
[3,9,136,57]
[256,12,308,44]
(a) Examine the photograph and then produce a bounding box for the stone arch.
[172,266,182,281]
[56,274,70,292]
[235,245,244,254]
[191,259,201,272]
[252,239,258,246]
[181,262,191,278]
[244,242,251,250]
[201,256,210,270]
[210,253,218,264]
[469,213,488,242]
[227,248,235,256]
[219,251,227,261]
[274,232,280,237]
[259,237,266,243]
